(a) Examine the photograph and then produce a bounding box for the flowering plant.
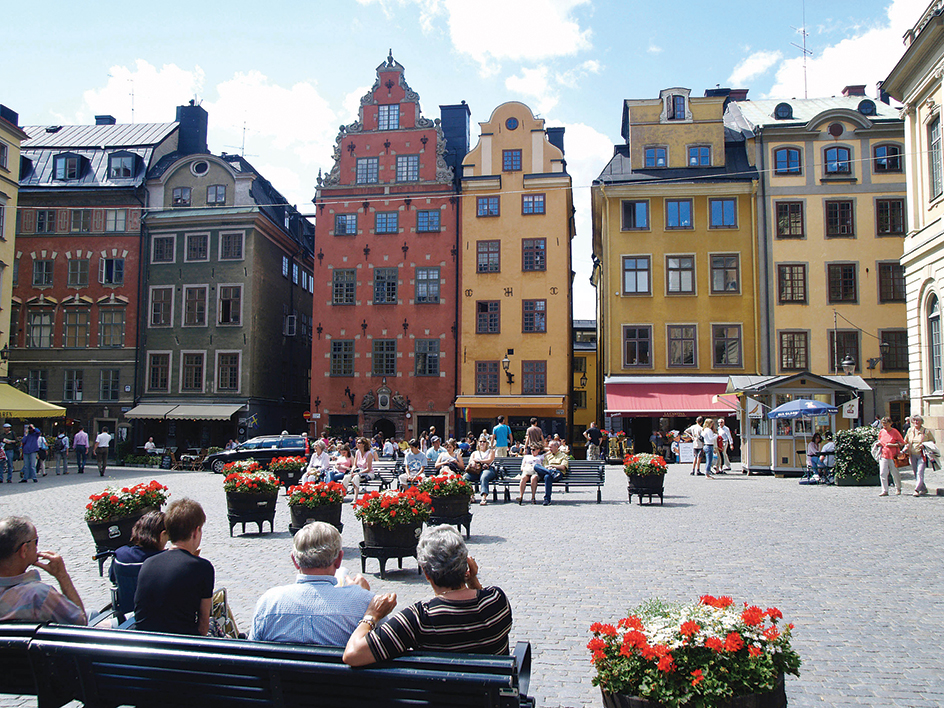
[417,474,475,498]
[223,469,280,495]
[588,596,800,707]
[287,481,346,507]
[85,480,170,522]
[623,453,668,477]
[222,459,262,475]
[353,487,433,529]
[615,431,627,439]
[267,456,308,472]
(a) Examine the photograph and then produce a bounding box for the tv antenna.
[790,0,812,99]
[107,73,135,123]
[225,121,257,157]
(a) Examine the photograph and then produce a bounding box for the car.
[204,435,309,474]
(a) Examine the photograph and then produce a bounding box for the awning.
[605,380,732,416]
[454,395,567,412]
[0,383,66,419]
[125,404,179,420]
[165,404,244,421]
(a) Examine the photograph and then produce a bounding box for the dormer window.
[108,153,135,179]
[54,154,82,180]
[858,99,876,116]
[668,95,686,121]
[645,147,667,168]
[774,103,793,120]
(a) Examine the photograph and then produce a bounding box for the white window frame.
[217,283,243,326]
[215,350,242,393]
[184,232,210,262]
[146,351,173,393]
[179,349,207,393]
[218,231,245,261]
[104,209,126,232]
[182,284,209,327]
[148,285,175,328]
[151,233,177,264]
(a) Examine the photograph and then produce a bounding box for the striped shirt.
[366,586,512,661]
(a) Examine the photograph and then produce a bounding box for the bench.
[496,458,605,503]
[0,622,42,698]
[24,623,534,708]
[359,459,403,492]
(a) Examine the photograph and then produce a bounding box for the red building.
[312,54,469,441]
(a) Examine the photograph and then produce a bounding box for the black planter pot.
[627,474,665,505]
[226,491,278,536]
[273,468,305,491]
[87,507,157,552]
[602,673,786,708]
[362,521,423,549]
[289,503,343,534]
[429,494,472,518]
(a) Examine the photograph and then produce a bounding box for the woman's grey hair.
[417,524,468,589]
[912,415,924,423]
[314,440,326,452]
[292,521,342,569]
[0,517,35,561]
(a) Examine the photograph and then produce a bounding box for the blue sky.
[3,0,929,314]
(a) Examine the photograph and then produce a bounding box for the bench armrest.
[513,640,531,699]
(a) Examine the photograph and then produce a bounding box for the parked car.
[204,435,308,474]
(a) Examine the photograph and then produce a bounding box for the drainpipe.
[132,186,149,448]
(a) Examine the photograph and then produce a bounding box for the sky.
[2,0,931,317]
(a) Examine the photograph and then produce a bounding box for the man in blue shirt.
[425,436,443,463]
[490,416,512,457]
[250,522,374,645]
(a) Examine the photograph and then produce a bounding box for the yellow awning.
[0,383,66,419]
[454,395,567,412]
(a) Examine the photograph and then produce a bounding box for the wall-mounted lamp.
[344,387,355,406]
[0,345,8,361]
[841,354,856,375]
[579,373,588,388]
[501,354,514,385]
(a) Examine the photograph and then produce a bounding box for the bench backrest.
[0,623,42,697]
[567,460,605,477]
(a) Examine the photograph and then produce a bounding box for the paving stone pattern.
[1,461,942,708]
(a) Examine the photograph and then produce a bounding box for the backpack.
[55,436,67,453]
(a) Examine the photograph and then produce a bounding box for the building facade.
[571,319,598,457]
[0,105,29,382]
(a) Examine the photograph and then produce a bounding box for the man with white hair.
[250,522,374,645]
[717,418,734,473]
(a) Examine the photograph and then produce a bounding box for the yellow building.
[592,88,759,451]
[455,102,574,442]
[571,319,598,457]
[0,105,29,380]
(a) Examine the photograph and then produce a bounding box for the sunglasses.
[18,537,38,552]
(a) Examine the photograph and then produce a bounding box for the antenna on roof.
[225,121,258,158]
[107,73,134,123]
[790,0,812,99]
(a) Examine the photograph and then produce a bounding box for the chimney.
[876,81,891,105]
[95,115,116,126]
[439,101,471,188]
[546,126,565,156]
[842,85,866,97]
[175,101,209,156]
[727,89,749,102]
[0,105,20,127]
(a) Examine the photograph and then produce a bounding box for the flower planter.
[627,474,665,505]
[226,491,278,536]
[360,520,424,580]
[429,494,471,518]
[602,673,786,708]
[289,503,343,534]
[87,507,157,552]
[273,468,305,491]
[834,474,880,486]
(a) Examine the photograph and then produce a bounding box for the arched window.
[825,146,851,175]
[929,296,942,392]
[774,148,801,174]
[774,103,793,120]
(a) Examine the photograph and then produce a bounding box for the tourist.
[36,427,49,477]
[399,439,428,488]
[532,439,569,506]
[301,440,332,484]
[700,419,719,478]
[1,424,17,483]
[19,424,42,484]
[93,427,113,477]
[490,415,512,457]
[524,418,545,451]
[877,416,905,496]
[345,438,375,502]
[425,436,443,463]
[54,430,70,475]
[905,415,935,496]
[717,419,734,471]
[685,417,705,476]
[466,438,497,506]
[435,439,465,474]
[382,438,396,459]
[516,446,543,504]
[583,422,603,461]
[72,425,89,475]
[109,511,168,616]
[807,433,826,475]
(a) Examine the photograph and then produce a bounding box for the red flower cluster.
[352,486,433,529]
[287,481,346,507]
[699,594,734,609]
[223,470,280,494]
[84,480,170,522]
[267,456,308,472]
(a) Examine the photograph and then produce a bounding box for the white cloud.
[727,50,783,86]
[556,60,602,89]
[506,66,558,114]
[342,85,371,124]
[82,60,205,124]
[647,42,662,55]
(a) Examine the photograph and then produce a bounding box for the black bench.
[25,623,534,708]
[496,458,605,503]
[0,622,42,698]
[359,459,403,492]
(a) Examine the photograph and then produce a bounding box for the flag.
[747,397,764,418]
[841,398,859,419]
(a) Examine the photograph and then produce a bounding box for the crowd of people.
[0,422,111,481]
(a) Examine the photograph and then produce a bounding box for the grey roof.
[22,123,177,149]
[595,143,756,185]
[729,96,901,131]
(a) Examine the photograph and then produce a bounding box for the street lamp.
[579,373,588,388]
[501,354,514,385]
[841,355,855,375]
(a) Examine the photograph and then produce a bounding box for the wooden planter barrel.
[289,503,343,534]
[226,491,278,536]
[428,494,473,539]
[602,673,786,708]
[87,507,157,552]
[360,520,424,580]
[627,474,665,505]
[273,468,306,491]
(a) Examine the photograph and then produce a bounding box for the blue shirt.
[250,574,374,646]
[426,446,442,462]
[492,424,511,447]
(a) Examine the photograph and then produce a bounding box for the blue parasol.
[767,398,838,420]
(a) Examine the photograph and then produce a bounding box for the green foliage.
[208,447,223,454]
[834,426,879,481]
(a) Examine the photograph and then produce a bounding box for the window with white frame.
[100,370,120,401]
[220,232,243,260]
[99,309,125,347]
[218,285,242,325]
[67,259,88,287]
[217,352,240,391]
[181,352,205,391]
[183,286,207,326]
[104,209,126,232]
[150,287,173,327]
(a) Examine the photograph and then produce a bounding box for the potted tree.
[624,453,668,504]
[223,460,280,535]
[85,480,170,551]
[833,426,881,486]
[287,481,346,534]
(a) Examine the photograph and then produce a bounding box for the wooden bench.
[495,458,605,503]
[25,623,534,708]
[0,622,43,698]
[359,458,404,492]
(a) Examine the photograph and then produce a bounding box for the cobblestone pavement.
[1,460,942,707]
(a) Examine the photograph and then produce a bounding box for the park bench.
[21,623,534,708]
[495,458,605,503]
[0,623,43,698]
[359,458,403,492]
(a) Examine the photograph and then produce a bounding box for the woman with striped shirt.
[343,525,512,664]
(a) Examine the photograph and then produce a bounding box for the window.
[99,258,124,285]
[930,118,942,199]
[32,260,53,286]
[333,269,356,305]
[36,210,56,234]
[27,311,53,348]
[104,209,126,232]
[709,198,737,228]
[375,212,398,234]
[292,263,299,284]
[335,214,357,235]
[877,199,905,235]
[874,145,902,173]
[779,332,808,371]
[477,241,500,273]
[220,232,243,260]
[417,210,440,232]
[70,210,91,232]
[63,310,89,348]
[148,353,170,392]
[373,268,398,304]
[152,236,175,263]
[668,325,696,367]
[502,150,522,171]
[777,264,807,304]
[522,194,545,214]
[825,201,854,237]
[776,202,804,238]
[476,361,499,394]
[476,301,500,333]
[415,339,440,376]
[377,104,399,130]
[522,361,546,394]
[622,256,651,295]
[623,326,652,367]
[930,297,942,391]
[11,259,17,288]
[217,353,239,391]
[172,187,191,207]
[27,370,47,399]
[54,155,80,180]
[477,196,499,217]
[829,331,859,372]
[880,330,908,371]
[666,256,694,294]
[108,154,134,179]
[150,287,173,326]
[416,267,440,303]
[712,324,742,367]
[330,340,354,376]
[184,286,207,326]
[63,371,82,402]
[573,390,587,409]
[574,356,587,373]
[207,185,226,204]
[688,146,710,166]
[186,233,209,261]
[522,238,546,271]
[282,256,289,277]
[182,353,205,391]
[711,254,739,293]
[878,262,906,303]
[827,264,858,303]
[356,157,379,184]
[99,309,125,347]
[774,103,793,120]
[372,340,396,376]
[665,199,692,229]
[645,147,667,167]
[219,285,242,324]
[0,141,7,169]
[825,146,851,175]
[774,148,801,174]
[67,259,88,287]
[396,155,419,182]
[668,95,686,120]
[621,200,649,230]
[522,300,547,333]
[100,370,120,401]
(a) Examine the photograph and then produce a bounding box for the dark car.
[204,435,309,473]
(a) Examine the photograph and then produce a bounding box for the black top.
[586,428,603,445]
[134,548,214,635]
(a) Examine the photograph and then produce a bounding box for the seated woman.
[301,440,331,484]
[109,511,168,616]
[327,443,353,487]
[516,446,544,505]
[435,439,465,475]
[807,433,826,474]
[343,524,512,666]
[465,438,497,506]
[344,437,375,502]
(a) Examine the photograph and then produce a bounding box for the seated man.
[134,498,214,635]
[0,516,86,624]
[251,522,374,645]
[532,439,569,506]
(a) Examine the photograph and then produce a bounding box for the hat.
[408,438,419,447]
[2,423,10,428]
[431,436,441,442]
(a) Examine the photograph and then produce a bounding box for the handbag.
[893,451,911,468]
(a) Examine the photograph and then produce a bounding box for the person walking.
[72,426,89,474]
[93,427,113,477]
[19,425,42,484]
[700,419,719,479]
[54,431,70,475]
[36,432,49,477]
[904,414,935,497]
[877,416,905,496]
[685,417,705,476]
[1,424,17,483]
[490,416,512,457]
[524,418,545,452]
[716,418,734,472]
[584,422,603,461]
